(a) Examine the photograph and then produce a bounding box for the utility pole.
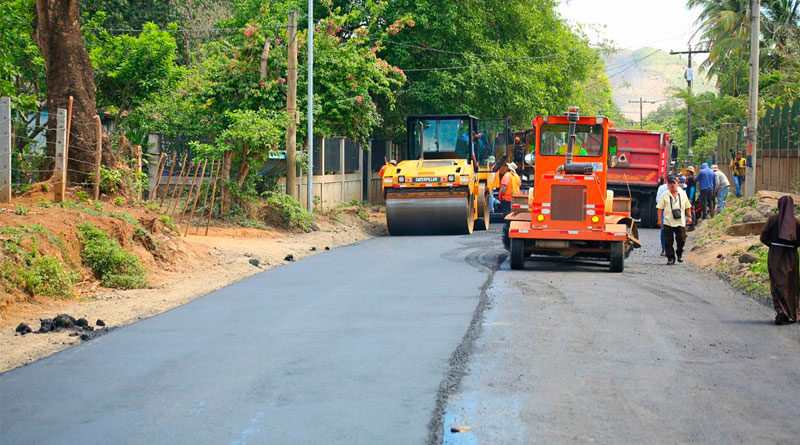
[670,46,709,159]
[306,0,314,212]
[286,10,298,199]
[745,0,760,197]
[628,97,656,129]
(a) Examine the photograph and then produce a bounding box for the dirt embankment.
[686,190,800,299]
[1,189,386,373]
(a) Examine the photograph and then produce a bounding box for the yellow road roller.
[382,115,493,235]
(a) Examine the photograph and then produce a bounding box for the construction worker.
[730,151,746,197]
[556,141,588,156]
[499,162,521,216]
[379,160,397,178]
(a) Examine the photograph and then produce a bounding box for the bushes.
[261,192,313,232]
[77,223,148,289]
[0,228,76,298]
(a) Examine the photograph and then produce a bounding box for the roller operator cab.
[382,115,489,235]
[505,107,641,272]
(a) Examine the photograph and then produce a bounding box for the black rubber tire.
[510,238,525,270]
[502,220,511,251]
[639,194,654,228]
[474,183,490,231]
[610,241,624,272]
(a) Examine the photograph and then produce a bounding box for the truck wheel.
[510,238,525,270]
[474,183,490,231]
[502,220,511,251]
[639,194,654,228]
[610,241,624,272]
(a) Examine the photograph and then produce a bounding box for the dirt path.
[1,210,386,373]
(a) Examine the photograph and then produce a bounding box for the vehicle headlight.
[383,177,393,184]
[447,174,455,182]
[459,175,469,183]
[398,175,405,183]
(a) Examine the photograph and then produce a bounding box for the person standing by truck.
[711,164,730,212]
[730,151,746,197]
[498,162,520,216]
[657,176,692,265]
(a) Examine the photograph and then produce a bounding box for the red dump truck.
[607,129,678,228]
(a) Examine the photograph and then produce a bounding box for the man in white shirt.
[711,164,731,212]
[657,176,693,265]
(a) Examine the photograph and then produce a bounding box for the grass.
[38,198,51,208]
[15,204,29,215]
[142,200,160,212]
[77,223,147,289]
[75,190,89,203]
[159,215,179,233]
[113,196,125,206]
[262,192,313,232]
[0,227,76,298]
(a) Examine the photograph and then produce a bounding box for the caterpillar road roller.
[504,107,641,272]
[382,115,501,235]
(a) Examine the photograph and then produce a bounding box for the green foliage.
[15,204,29,216]
[0,0,45,113]
[77,223,148,289]
[76,190,90,203]
[88,20,183,123]
[92,200,104,211]
[1,255,77,298]
[0,226,77,298]
[99,166,124,194]
[262,192,313,232]
[113,196,125,206]
[38,199,52,208]
[159,215,179,233]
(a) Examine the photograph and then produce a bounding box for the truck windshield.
[409,118,472,160]
[539,123,604,157]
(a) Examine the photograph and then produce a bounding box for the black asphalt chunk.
[96,319,105,327]
[324,246,330,250]
[15,323,31,335]
[38,319,53,333]
[310,247,317,251]
[80,334,90,341]
[284,254,295,262]
[248,258,260,267]
[76,318,89,328]
[52,314,76,329]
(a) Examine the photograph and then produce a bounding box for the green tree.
[89,20,183,125]
[377,0,608,137]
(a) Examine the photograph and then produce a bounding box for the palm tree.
[687,0,800,94]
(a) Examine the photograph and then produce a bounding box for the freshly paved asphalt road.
[2,227,799,444]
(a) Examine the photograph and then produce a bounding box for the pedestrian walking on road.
[760,195,800,325]
[685,166,697,202]
[498,162,520,216]
[657,176,692,265]
[696,163,716,219]
[730,151,746,197]
[656,181,669,256]
[711,164,730,212]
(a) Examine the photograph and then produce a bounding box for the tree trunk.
[33,0,115,183]
[220,151,233,215]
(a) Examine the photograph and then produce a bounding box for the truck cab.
[505,107,639,272]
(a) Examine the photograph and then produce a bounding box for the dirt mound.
[0,190,199,310]
[686,191,799,299]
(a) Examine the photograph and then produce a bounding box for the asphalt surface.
[2,226,800,444]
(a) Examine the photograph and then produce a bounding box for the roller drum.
[386,196,473,235]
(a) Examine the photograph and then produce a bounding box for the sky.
[556,0,707,57]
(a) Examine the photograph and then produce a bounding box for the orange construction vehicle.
[505,107,640,272]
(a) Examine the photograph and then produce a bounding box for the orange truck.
[505,107,640,272]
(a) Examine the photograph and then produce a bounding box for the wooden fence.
[715,99,800,193]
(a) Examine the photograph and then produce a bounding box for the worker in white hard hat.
[379,159,397,178]
[499,162,521,216]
